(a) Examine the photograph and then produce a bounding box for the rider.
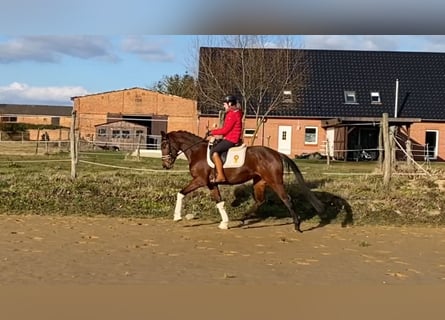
[207,95,243,183]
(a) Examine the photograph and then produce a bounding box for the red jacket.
[210,108,243,144]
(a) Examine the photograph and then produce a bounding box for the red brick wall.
[198,116,326,157]
[73,88,198,138]
[28,128,70,141]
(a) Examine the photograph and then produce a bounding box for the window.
[281,131,287,140]
[97,128,107,137]
[283,90,293,103]
[111,130,121,138]
[121,130,130,139]
[305,127,318,144]
[135,130,144,137]
[51,117,60,126]
[0,116,17,122]
[371,92,381,104]
[344,91,357,103]
[243,128,256,137]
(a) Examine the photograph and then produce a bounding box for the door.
[326,128,335,157]
[278,126,292,155]
[425,130,438,160]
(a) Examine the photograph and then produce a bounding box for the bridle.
[161,134,207,165]
[161,136,181,165]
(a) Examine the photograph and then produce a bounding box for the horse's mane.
[170,130,204,144]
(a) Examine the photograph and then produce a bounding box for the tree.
[193,35,308,145]
[151,72,197,100]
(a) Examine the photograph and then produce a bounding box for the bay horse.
[160,130,325,232]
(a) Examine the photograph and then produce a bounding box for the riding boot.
[211,153,226,183]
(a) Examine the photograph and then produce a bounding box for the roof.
[94,120,146,127]
[70,87,152,100]
[70,87,194,102]
[198,48,445,121]
[0,104,72,117]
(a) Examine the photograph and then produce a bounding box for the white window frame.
[97,128,107,137]
[344,91,357,104]
[371,91,381,104]
[243,128,256,137]
[283,90,293,103]
[304,126,318,145]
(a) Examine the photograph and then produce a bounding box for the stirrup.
[211,176,226,183]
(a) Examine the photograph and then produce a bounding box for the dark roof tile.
[0,104,72,117]
[198,48,445,121]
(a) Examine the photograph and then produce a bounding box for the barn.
[71,87,198,150]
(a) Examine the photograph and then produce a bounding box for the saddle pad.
[207,144,247,168]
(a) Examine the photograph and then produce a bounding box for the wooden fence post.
[70,111,77,179]
[35,128,40,155]
[325,139,331,166]
[406,139,413,166]
[382,113,391,187]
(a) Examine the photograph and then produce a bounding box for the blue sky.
[2,35,445,106]
[1,1,445,105]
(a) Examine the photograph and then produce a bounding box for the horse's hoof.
[185,213,195,220]
[218,222,229,230]
[173,216,182,222]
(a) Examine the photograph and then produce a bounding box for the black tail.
[280,153,325,214]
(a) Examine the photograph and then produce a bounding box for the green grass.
[1,150,445,227]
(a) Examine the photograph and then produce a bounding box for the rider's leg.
[211,152,226,183]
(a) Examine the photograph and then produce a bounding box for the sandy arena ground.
[1,214,445,286]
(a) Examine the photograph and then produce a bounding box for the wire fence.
[0,112,439,180]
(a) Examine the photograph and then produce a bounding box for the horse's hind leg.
[269,183,302,233]
[241,178,266,224]
[209,185,229,230]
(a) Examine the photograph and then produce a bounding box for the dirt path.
[1,214,445,285]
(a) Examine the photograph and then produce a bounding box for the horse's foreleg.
[174,179,207,222]
[173,192,185,221]
[209,186,229,230]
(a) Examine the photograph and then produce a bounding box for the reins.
[162,135,207,163]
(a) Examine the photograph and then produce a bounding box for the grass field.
[1,142,445,227]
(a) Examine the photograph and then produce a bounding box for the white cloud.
[121,36,175,62]
[301,35,401,51]
[301,35,445,53]
[0,82,89,105]
[0,36,118,63]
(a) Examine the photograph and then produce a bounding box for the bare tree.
[192,35,307,145]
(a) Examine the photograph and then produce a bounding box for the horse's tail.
[279,153,325,214]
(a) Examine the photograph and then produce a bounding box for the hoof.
[294,224,303,233]
[173,216,182,222]
[185,213,195,220]
[218,222,229,230]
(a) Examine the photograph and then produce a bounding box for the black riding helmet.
[223,95,237,105]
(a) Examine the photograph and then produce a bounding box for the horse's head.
[160,131,179,169]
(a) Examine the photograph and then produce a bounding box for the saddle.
[207,140,247,168]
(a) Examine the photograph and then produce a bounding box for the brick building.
[198,47,445,161]
[0,104,72,141]
[71,88,198,146]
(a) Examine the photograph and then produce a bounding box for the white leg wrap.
[216,201,229,230]
[173,193,185,221]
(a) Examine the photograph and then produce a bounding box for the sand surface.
[1,214,444,286]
